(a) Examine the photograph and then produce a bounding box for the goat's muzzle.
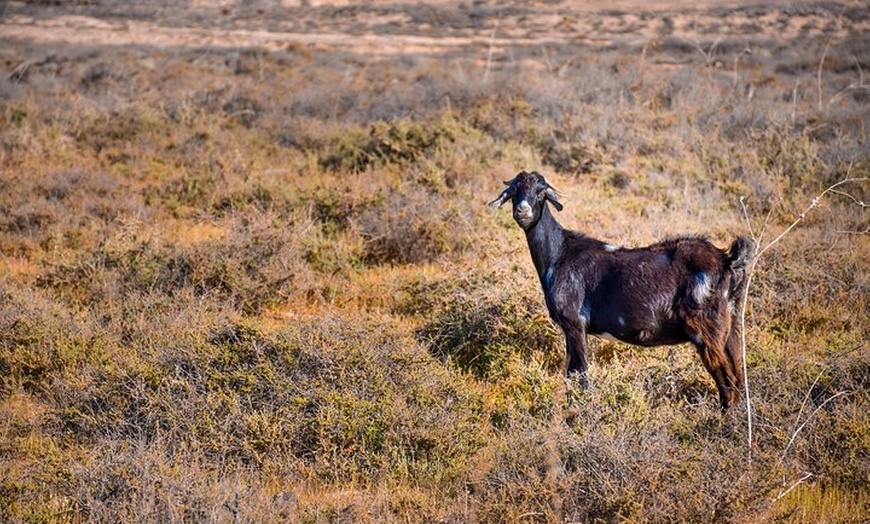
[514,200,534,227]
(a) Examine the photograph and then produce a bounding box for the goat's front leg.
[564,325,590,387]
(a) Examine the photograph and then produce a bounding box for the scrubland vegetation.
[1,2,868,522]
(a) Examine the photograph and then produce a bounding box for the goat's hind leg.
[686,316,740,410]
[724,316,745,398]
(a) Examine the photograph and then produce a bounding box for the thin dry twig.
[738,175,869,463]
[784,370,824,456]
[828,53,868,104]
[755,176,867,261]
[772,388,852,503]
[791,80,799,124]
[817,41,831,112]
[827,189,868,208]
[483,17,500,83]
[772,472,813,503]
[738,196,756,463]
[733,47,752,88]
[684,34,722,66]
[781,390,852,464]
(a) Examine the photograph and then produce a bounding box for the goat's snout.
[514,200,533,225]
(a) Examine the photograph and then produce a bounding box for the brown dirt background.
[3,1,868,56]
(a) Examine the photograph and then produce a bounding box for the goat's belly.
[590,326,687,347]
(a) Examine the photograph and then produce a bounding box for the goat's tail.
[726,236,754,309]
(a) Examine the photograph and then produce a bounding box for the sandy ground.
[1,1,867,56]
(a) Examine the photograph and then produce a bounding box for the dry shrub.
[38,214,304,314]
[358,187,480,266]
[466,361,775,523]
[401,268,562,378]
[5,308,489,520]
[535,130,613,177]
[280,317,487,483]
[0,168,132,257]
[738,229,868,495]
[72,105,165,158]
[305,186,382,239]
[317,119,455,174]
[0,281,105,397]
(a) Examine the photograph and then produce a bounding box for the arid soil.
[2,1,868,56]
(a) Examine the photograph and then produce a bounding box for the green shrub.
[317,119,456,173]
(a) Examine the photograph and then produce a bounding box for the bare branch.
[772,472,813,503]
[756,177,868,261]
[779,370,824,467]
[781,390,852,463]
[817,41,831,113]
[738,175,869,464]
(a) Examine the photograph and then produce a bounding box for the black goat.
[490,171,752,410]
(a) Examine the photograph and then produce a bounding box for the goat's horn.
[542,179,559,192]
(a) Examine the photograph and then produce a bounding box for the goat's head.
[488,171,563,230]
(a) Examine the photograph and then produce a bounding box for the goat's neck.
[525,204,565,287]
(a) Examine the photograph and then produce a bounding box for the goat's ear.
[544,187,563,211]
[488,188,512,209]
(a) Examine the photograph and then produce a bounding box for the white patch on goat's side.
[692,271,712,304]
[617,315,626,327]
[604,244,621,252]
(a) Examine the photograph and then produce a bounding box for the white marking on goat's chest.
[692,271,712,303]
[604,244,621,252]
[544,267,554,289]
[579,299,591,326]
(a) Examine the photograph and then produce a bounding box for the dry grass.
[1,2,868,522]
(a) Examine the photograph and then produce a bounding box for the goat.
[489,171,752,410]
